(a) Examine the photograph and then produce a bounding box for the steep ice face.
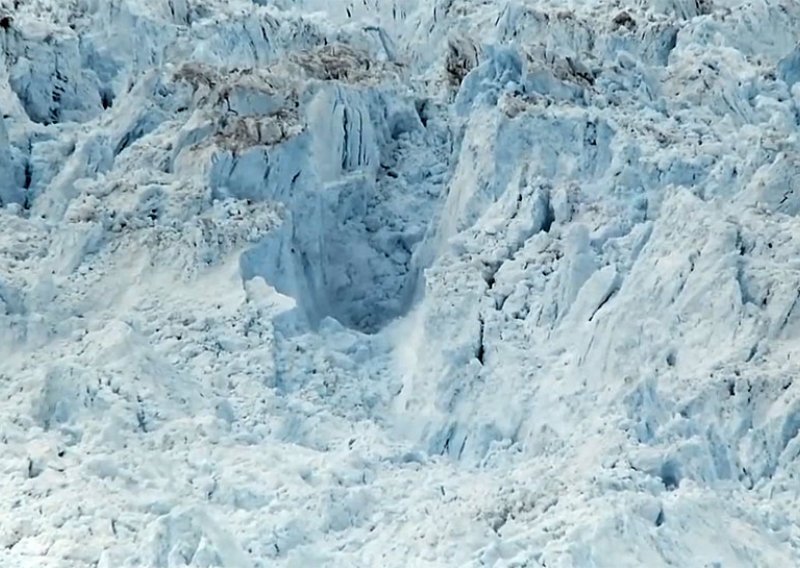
[233,81,424,333]
[4,0,800,567]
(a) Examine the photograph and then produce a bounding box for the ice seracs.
[4,0,800,566]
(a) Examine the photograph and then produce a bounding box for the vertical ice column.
[0,114,23,206]
[307,85,379,183]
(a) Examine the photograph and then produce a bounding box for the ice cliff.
[3,0,800,566]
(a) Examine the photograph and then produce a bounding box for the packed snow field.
[2,0,800,566]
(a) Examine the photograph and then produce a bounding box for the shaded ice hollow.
[3,0,800,566]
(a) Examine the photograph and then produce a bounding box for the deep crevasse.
[2,0,800,567]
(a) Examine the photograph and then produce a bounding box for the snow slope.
[2,0,800,566]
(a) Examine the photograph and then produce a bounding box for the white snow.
[2,0,800,566]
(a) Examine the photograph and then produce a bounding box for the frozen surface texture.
[2,0,800,566]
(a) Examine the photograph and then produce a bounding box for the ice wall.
[217,77,436,333]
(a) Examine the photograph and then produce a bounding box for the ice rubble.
[3,0,800,566]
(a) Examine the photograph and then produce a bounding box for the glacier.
[2,0,800,566]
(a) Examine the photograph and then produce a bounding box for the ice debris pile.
[3,0,800,566]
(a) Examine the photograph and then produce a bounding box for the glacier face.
[2,0,800,566]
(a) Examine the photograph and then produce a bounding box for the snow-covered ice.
[3,0,800,566]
